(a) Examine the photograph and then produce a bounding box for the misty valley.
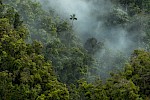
[0,0,150,100]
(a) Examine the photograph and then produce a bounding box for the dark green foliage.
[111,0,150,15]
[13,12,23,29]
[105,7,129,27]
[0,0,2,5]
[104,74,141,100]
[84,37,104,54]
[45,39,93,84]
[3,0,93,85]
[69,79,109,100]
[0,0,150,100]
[124,50,150,98]
[0,3,69,100]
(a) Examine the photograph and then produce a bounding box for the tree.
[104,74,141,100]
[69,79,108,100]
[124,50,150,98]
[84,37,103,54]
[70,14,77,26]
[104,7,129,27]
[0,3,69,100]
[0,0,2,5]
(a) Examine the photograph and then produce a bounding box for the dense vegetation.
[0,0,149,99]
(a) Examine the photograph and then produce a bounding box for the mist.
[35,0,143,79]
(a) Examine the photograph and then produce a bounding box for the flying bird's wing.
[70,18,73,20]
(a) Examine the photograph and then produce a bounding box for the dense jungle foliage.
[0,0,150,99]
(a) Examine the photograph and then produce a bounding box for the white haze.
[36,0,141,79]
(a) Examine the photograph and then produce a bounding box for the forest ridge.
[0,0,150,100]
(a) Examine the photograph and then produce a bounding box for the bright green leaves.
[69,79,108,100]
[67,50,149,100]
[1,0,149,100]
[43,81,69,100]
[0,18,11,34]
[0,3,69,100]
[124,50,150,98]
[3,0,91,87]
[32,41,43,54]
[104,75,140,100]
